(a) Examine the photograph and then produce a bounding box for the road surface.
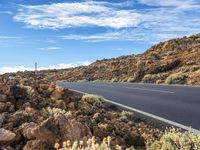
[58,82,200,130]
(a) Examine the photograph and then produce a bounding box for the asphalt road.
[58,82,200,130]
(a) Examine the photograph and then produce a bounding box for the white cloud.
[13,1,200,44]
[0,61,92,74]
[62,32,122,42]
[14,1,141,29]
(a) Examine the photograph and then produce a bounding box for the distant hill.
[2,34,200,85]
[47,33,200,85]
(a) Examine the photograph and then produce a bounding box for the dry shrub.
[82,94,104,106]
[147,128,200,150]
[165,72,187,84]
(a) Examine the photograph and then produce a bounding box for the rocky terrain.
[0,73,160,150]
[45,34,200,85]
[0,34,200,149]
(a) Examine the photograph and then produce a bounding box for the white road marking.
[66,88,200,134]
[125,87,174,94]
[96,84,114,88]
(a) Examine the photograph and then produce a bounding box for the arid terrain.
[0,72,161,150]
[0,34,200,150]
[44,34,200,85]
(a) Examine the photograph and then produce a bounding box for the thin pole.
[35,62,38,89]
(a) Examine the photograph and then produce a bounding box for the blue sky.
[0,0,200,74]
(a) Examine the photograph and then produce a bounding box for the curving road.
[58,82,200,130]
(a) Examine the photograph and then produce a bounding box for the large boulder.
[0,128,16,144]
[31,114,92,145]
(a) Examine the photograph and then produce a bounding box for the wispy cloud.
[0,61,92,74]
[13,1,200,43]
[62,32,122,42]
[14,1,141,29]
[40,47,62,50]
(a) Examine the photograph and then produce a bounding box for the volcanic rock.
[31,113,92,145]
[0,128,16,143]
[0,94,7,102]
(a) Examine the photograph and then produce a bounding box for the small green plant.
[82,94,104,106]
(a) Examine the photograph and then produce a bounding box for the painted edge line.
[68,88,200,134]
[125,87,174,94]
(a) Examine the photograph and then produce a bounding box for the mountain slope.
[44,34,200,85]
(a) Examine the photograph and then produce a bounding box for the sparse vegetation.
[45,107,73,118]
[190,33,200,39]
[55,136,136,150]
[147,128,200,150]
[111,78,118,83]
[37,33,200,85]
[120,111,134,120]
[165,72,187,84]
[82,94,104,106]
[55,128,200,150]
[77,79,88,82]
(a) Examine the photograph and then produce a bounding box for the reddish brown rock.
[0,84,10,95]
[32,114,92,144]
[0,94,7,102]
[0,128,16,143]
[0,113,7,128]
[19,122,37,140]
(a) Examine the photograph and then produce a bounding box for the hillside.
[48,34,200,85]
